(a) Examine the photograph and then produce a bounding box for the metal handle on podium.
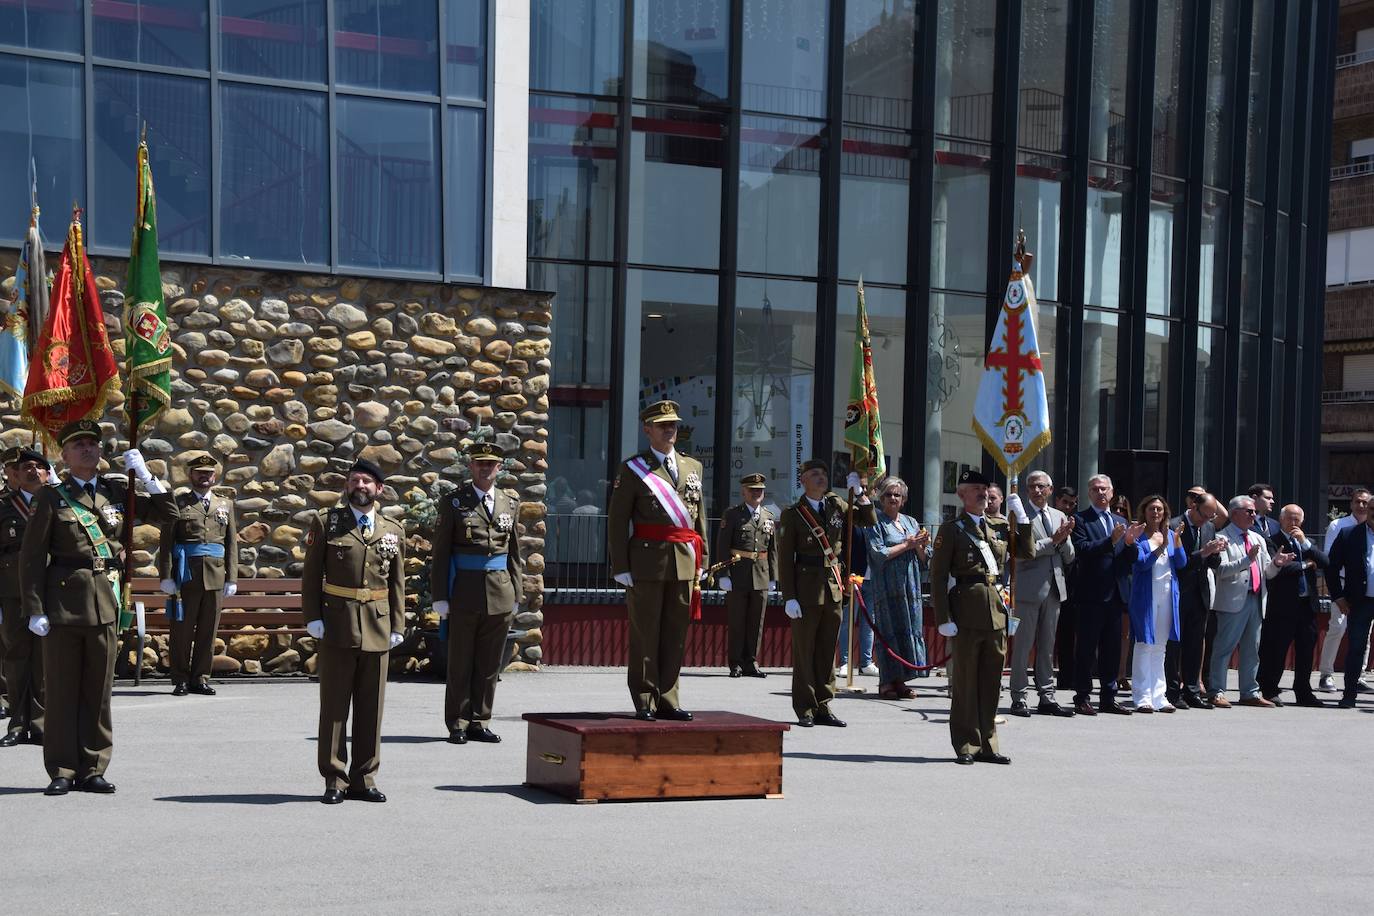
[539,753,566,765]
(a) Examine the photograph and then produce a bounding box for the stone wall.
[0,253,552,674]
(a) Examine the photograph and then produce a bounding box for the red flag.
[21,207,121,448]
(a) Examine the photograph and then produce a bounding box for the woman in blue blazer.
[1129,495,1189,712]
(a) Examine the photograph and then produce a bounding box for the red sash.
[634,522,705,620]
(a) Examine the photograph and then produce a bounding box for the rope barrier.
[848,576,949,672]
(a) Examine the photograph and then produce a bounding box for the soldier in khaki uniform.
[157,454,238,696]
[777,458,876,727]
[20,420,177,795]
[608,400,710,721]
[930,469,1031,765]
[0,448,50,747]
[715,473,776,678]
[431,441,523,745]
[302,458,405,804]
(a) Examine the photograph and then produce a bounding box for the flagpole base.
[837,685,868,695]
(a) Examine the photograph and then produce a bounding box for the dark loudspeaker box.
[1102,449,1170,507]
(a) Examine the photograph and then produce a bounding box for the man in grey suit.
[1167,491,1225,708]
[1209,494,1292,708]
[1008,471,1076,717]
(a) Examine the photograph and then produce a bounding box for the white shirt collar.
[967,513,985,526]
[70,474,97,490]
[472,483,493,501]
[651,447,677,468]
[351,505,377,528]
[20,489,34,505]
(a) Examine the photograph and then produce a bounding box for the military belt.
[322,582,388,602]
[51,555,121,572]
[793,554,834,568]
[954,575,996,586]
[731,549,768,560]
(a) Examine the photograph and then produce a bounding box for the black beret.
[348,458,385,484]
[958,468,991,487]
[16,448,48,467]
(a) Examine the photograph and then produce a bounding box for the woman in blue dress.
[861,477,930,699]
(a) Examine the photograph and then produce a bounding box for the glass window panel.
[633,0,731,105]
[1199,188,1228,324]
[1153,0,1186,176]
[0,55,83,245]
[528,95,617,262]
[1244,0,1274,202]
[529,261,613,387]
[843,0,915,130]
[628,105,723,269]
[1203,0,1238,188]
[219,84,328,266]
[1078,309,1120,492]
[1146,177,1184,317]
[93,69,209,256]
[1084,165,1128,310]
[1024,299,1059,479]
[93,0,209,70]
[530,0,623,96]
[219,0,326,83]
[1143,318,1174,452]
[1240,201,1262,333]
[0,0,82,53]
[1276,4,1302,214]
[833,282,905,482]
[741,0,828,118]
[1018,0,1068,153]
[545,402,610,521]
[1274,213,1289,335]
[446,106,484,278]
[1237,334,1260,486]
[733,276,817,505]
[738,115,821,276]
[1089,0,1131,164]
[623,268,720,516]
[334,0,439,95]
[335,96,441,273]
[926,290,985,523]
[1268,341,1285,484]
[930,139,990,293]
[933,0,995,141]
[839,125,911,284]
[1193,326,1223,490]
[446,0,485,100]
[1014,155,1065,301]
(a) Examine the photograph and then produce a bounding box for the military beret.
[639,399,682,424]
[741,473,767,488]
[16,448,48,468]
[1,446,20,466]
[958,468,991,487]
[800,458,829,474]
[185,454,220,471]
[348,458,385,484]
[58,419,101,445]
[467,441,505,462]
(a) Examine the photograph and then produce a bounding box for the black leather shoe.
[1295,695,1325,708]
[1099,701,1134,715]
[742,665,768,678]
[955,753,975,765]
[0,731,22,748]
[1074,700,1097,716]
[25,731,42,745]
[465,725,502,743]
[1265,695,1285,707]
[1338,696,1357,709]
[728,665,742,678]
[1009,700,1031,718]
[1038,701,1075,717]
[657,707,693,722]
[1184,692,1213,710]
[45,777,72,796]
[78,775,116,794]
[190,683,217,696]
[633,709,655,722]
[814,710,847,727]
[975,750,1012,765]
[346,786,387,803]
[797,713,814,727]
[447,729,468,744]
[321,789,345,805]
[171,683,188,696]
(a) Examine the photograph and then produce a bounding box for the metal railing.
[1336,47,1374,69]
[1322,389,1374,404]
[1331,159,1374,180]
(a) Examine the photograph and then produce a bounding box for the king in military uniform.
[431,441,524,745]
[607,399,710,721]
[19,420,178,795]
[715,473,776,678]
[777,459,876,727]
[0,448,51,748]
[157,454,238,696]
[302,458,406,804]
[930,469,1031,765]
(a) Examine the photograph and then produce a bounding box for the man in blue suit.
[1070,474,1143,716]
[1324,511,1374,709]
[1248,483,1281,545]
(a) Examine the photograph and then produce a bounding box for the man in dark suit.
[1248,483,1281,545]
[1323,510,1374,710]
[1257,504,1327,707]
[1069,474,1142,716]
[1166,491,1224,708]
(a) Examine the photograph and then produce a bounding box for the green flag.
[124,138,172,434]
[843,280,885,476]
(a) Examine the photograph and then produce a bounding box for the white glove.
[433,600,450,618]
[699,569,708,583]
[1006,492,1029,524]
[159,579,177,595]
[305,619,325,640]
[28,614,50,637]
[784,599,802,620]
[718,576,732,592]
[846,472,862,493]
[768,580,776,592]
[0,607,4,624]
[613,572,633,587]
[388,632,404,649]
[123,448,152,482]
[222,583,237,598]
[938,622,958,638]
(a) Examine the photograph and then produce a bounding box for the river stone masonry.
[0,254,552,676]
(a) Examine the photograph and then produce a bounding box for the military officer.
[715,473,776,678]
[0,448,50,747]
[302,458,405,804]
[0,446,17,720]
[20,420,178,795]
[157,454,238,696]
[930,469,1031,765]
[431,441,523,745]
[777,459,876,727]
[608,399,710,721]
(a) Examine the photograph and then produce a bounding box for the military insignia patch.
[377,532,400,558]
[828,512,842,529]
[496,513,513,531]
[306,528,316,547]
[452,497,462,508]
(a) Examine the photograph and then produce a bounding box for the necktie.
[1245,534,1260,593]
[1101,512,1112,539]
[483,494,493,517]
[360,515,372,537]
[202,497,211,512]
[665,454,678,485]
[1295,539,1308,597]
[84,482,96,501]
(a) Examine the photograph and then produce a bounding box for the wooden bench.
[130,577,307,636]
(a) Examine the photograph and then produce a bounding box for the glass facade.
[0,1,491,281]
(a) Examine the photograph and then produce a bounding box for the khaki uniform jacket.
[301,506,406,652]
[19,475,179,626]
[715,503,777,591]
[0,490,37,601]
[930,511,1032,631]
[607,451,710,582]
[156,488,239,590]
[777,494,877,606]
[430,483,523,615]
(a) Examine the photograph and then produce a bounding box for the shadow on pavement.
[0,787,46,795]
[155,793,319,805]
[784,751,946,764]
[113,690,174,698]
[435,784,564,805]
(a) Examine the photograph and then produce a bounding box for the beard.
[348,489,376,508]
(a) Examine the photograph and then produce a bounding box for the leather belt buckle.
[92,557,107,572]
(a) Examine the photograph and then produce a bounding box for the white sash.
[627,456,693,530]
[956,517,1001,578]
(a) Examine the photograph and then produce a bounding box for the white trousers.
[1132,641,1168,709]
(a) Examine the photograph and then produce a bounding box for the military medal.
[102,505,121,526]
[683,472,702,503]
[377,532,400,558]
[215,504,230,525]
[496,512,513,532]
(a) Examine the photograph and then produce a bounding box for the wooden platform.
[522,711,789,804]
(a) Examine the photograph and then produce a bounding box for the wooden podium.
[522,711,789,804]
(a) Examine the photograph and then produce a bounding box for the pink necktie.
[1246,534,1260,593]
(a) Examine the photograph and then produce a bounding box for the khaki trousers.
[949,627,1006,757]
[1,597,44,737]
[726,588,766,667]
[317,645,388,790]
[626,579,693,713]
[169,584,222,686]
[790,599,841,719]
[444,610,511,731]
[43,622,116,780]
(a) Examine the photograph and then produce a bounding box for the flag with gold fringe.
[0,209,47,403]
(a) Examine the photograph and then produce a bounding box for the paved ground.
[1,667,1370,915]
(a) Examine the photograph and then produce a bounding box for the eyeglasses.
[1237,508,1257,515]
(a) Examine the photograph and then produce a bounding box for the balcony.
[1322,399,1374,440]
[1334,53,1374,121]
[1322,389,1374,403]
[1327,169,1374,231]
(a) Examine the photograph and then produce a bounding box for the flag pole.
[123,127,148,684]
[843,485,857,690]
[1006,230,1035,615]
